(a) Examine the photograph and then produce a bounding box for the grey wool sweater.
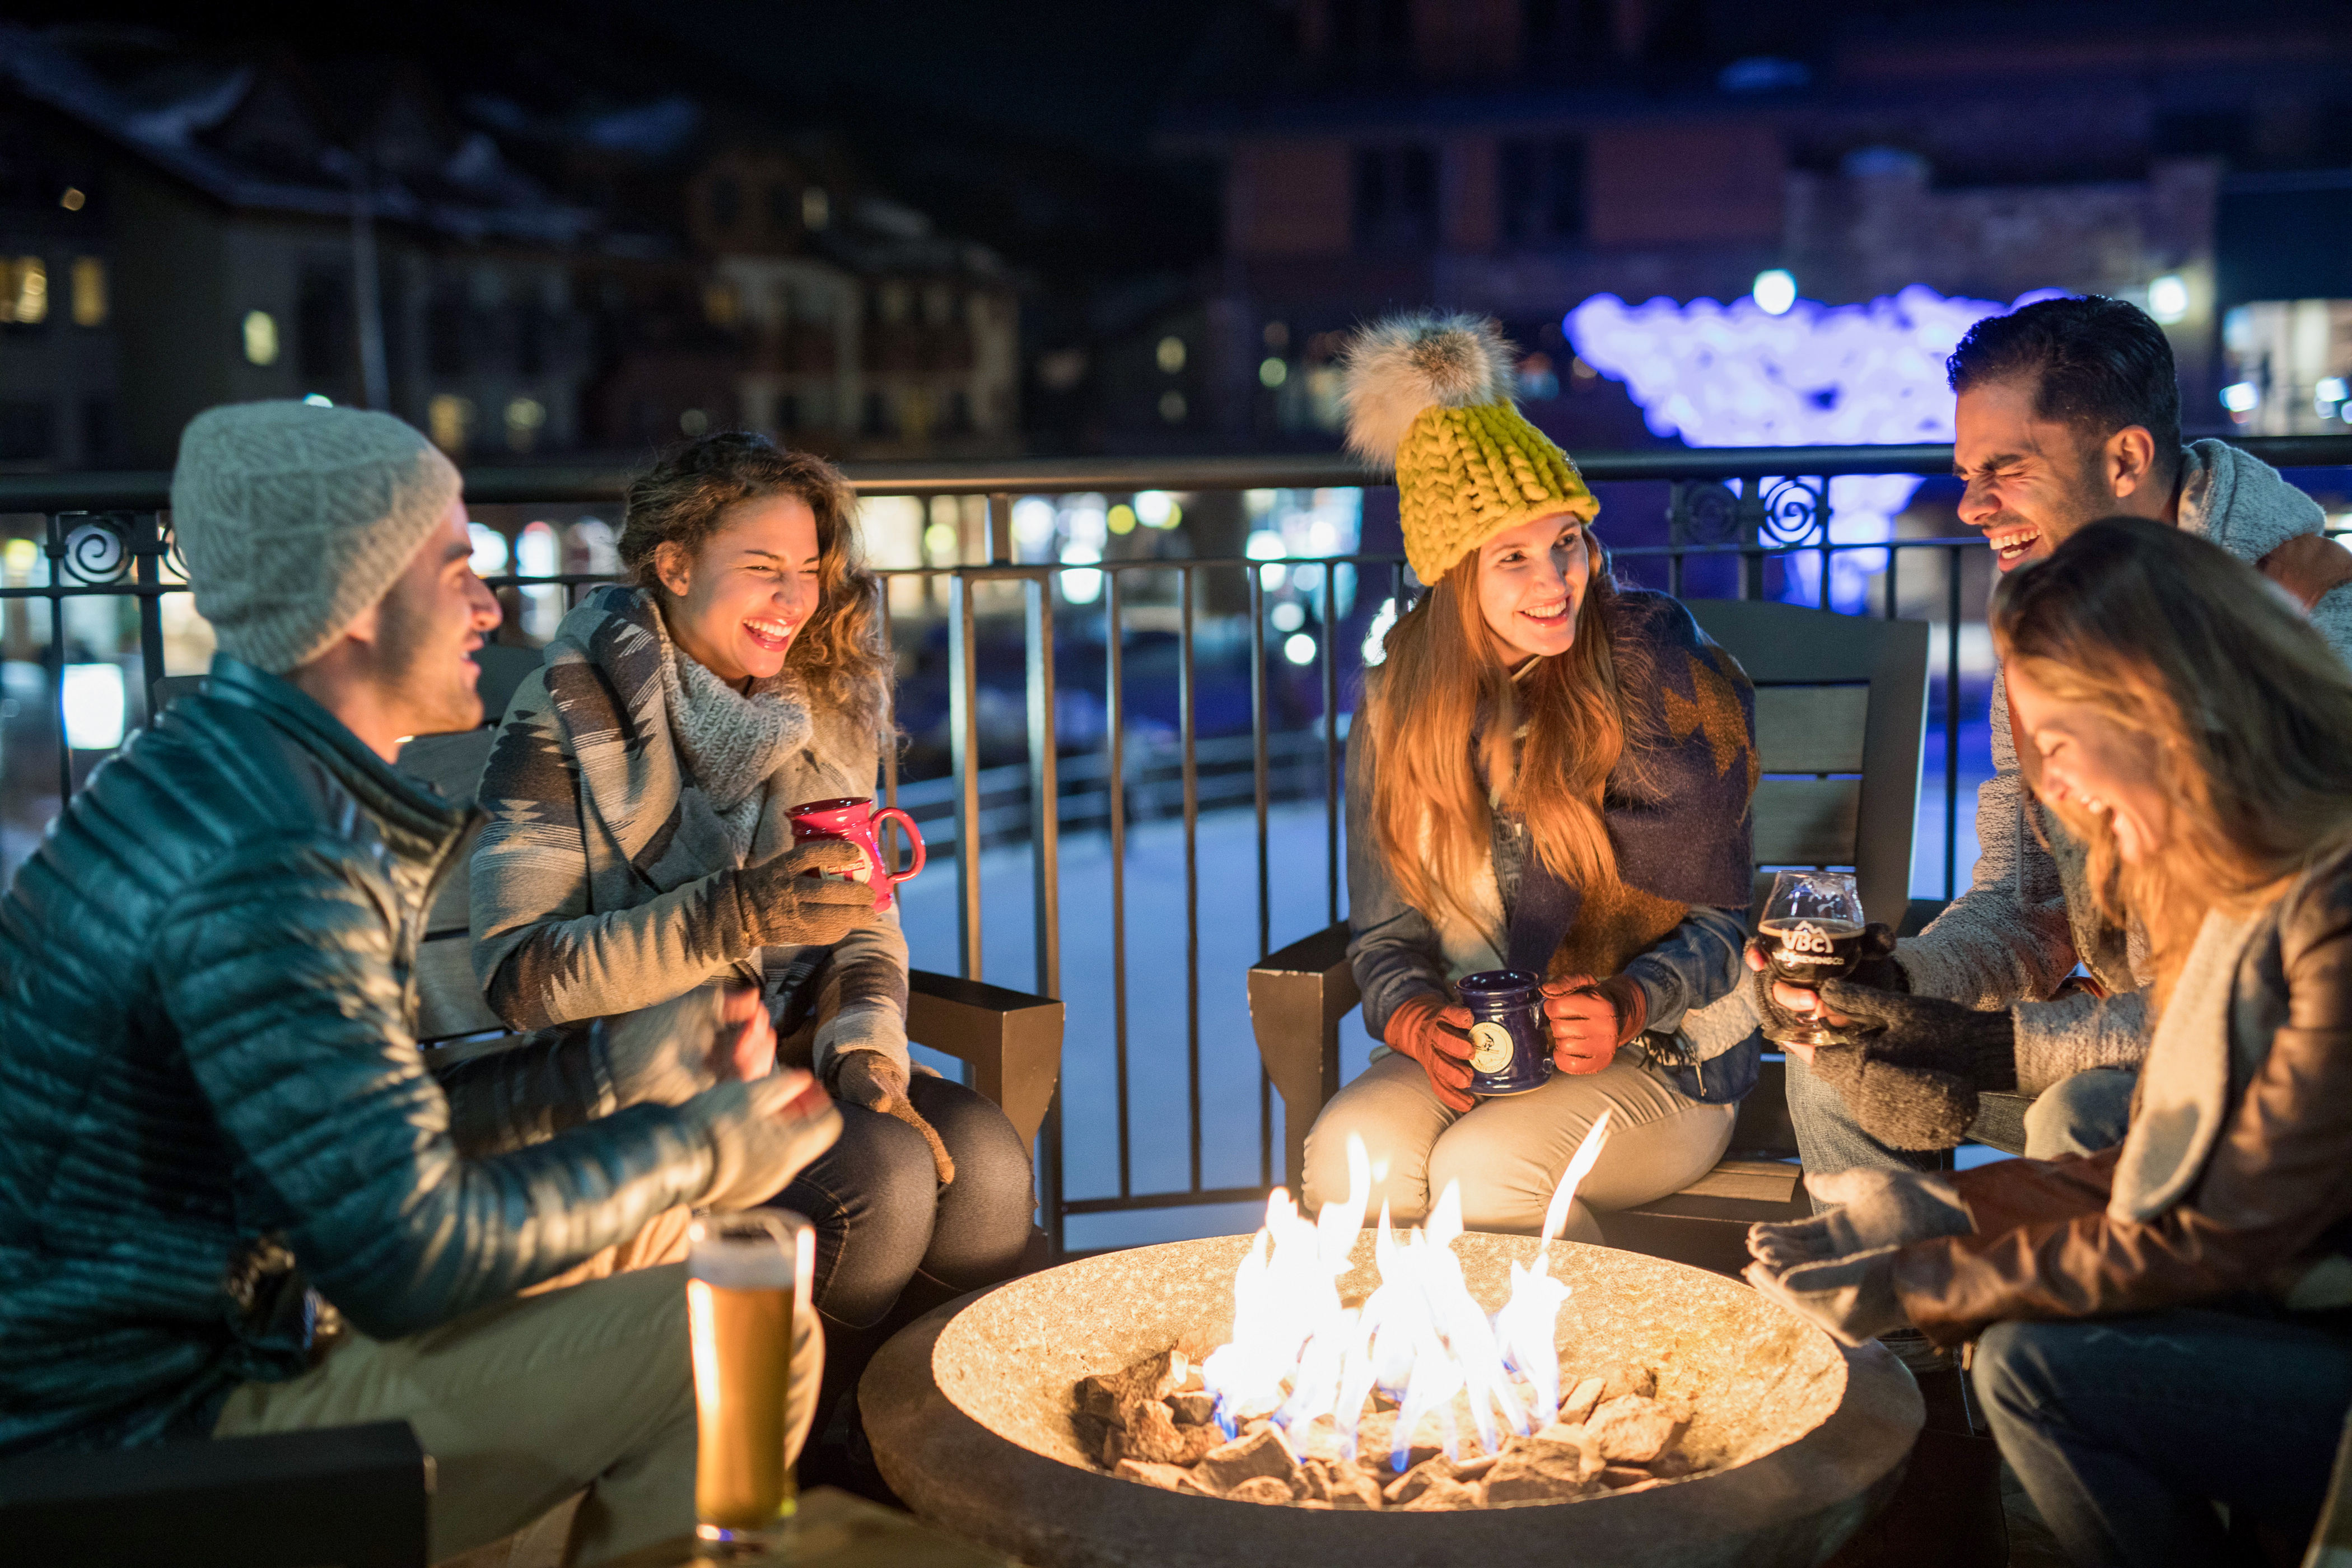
[1898,440,2352,1090]
[469,585,910,1078]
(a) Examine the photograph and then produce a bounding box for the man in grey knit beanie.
[0,400,844,1564]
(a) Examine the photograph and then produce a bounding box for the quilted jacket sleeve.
[158,834,727,1339]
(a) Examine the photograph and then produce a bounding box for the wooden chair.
[1247,601,1929,1274]
[395,725,1065,1150]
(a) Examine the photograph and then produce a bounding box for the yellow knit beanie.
[1339,313,1598,584]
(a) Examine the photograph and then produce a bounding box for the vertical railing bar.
[987,491,1014,565]
[1249,559,1272,1189]
[1884,535,1901,621]
[1180,564,1202,1194]
[133,512,165,722]
[948,570,983,981]
[46,512,68,804]
[1025,566,1064,1257]
[1817,479,1832,612]
[1320,562,1340,928]
[1944,544,1962,902]
[1105,568,1131,1202]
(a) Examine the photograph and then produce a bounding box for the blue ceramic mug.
[1455,969,1555,1097]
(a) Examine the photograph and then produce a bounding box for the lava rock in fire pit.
[1485,1429,1604,1505]
[1584,1395,1690,1465]
[1558,1375,1607,1425]
[1169,1392,1217,1426]
[1195,1426,1303,1495]
[1314,1460,1385,1510]
[1226,1476,1295,1505]
[1382,1457,1458,1506]
[1597,1362,1658,1402]
[1104,1400,1221,1467]
[1401,1476,1482,1511]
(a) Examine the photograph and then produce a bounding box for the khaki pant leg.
[1425,1051,1737,1241]
[216,1265,697,1566]
[1301,1051,1460,1223]
[521,1206,697,1298]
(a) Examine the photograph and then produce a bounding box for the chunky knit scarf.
[650,608,810,859]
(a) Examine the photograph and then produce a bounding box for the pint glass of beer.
[1755,870,1868,1048]
[688,1210,813,1555]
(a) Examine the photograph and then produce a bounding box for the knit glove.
[1542,973,1646,1075]
[832,1049,955,1186]
[729,840,883,950]
[1747,922,1905,1039]
[1748,1168,1972,1272]
[1806,981,2019,1150]
[1743,1245,1907,1348]
[684,1070,843,1212]
[1387,992,1477,1113]
[599,984,773,1108]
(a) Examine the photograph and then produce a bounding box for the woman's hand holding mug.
[1386,993,1479,1112]
[1541,974,1646,1075]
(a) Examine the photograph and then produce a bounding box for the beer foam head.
[689,1216,804,1290]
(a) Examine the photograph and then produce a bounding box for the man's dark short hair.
[1947,296,2183,480]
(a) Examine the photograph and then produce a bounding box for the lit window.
[1155,335,1187,374]
[428,393,473,452]
[516,521,562,641]
[58,187,85,212]
[3,258,48,324]
[923,520,959,562]
[1282,632,1317,666]
[63,663,125,751]
[1106,503,1136,535]
[802,187,830,229]
[468,522,508,577]
[1134,491,1175,528]
[1158,389,1187,423]
[70,258,105,326]
[242,310,279,365]
[2147,273,2190,325]
[1259,357,1289,388]
[505,395,546,452]
[2219,382,2260,414]
[1271,601,1305,632]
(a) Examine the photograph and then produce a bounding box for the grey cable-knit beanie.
[171,402,463,673]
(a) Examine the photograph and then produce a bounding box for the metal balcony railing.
[3,433,2348,1252]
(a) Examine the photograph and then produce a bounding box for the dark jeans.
[1973,1308,2352,1567]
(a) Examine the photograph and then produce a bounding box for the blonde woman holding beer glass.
[470,432,1036,1491]
[1744,518,2352,1567]
[1300,315,1763,1243]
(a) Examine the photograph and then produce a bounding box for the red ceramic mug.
[787,796,926,911]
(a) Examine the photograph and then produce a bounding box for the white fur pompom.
[1340,312,1516,467]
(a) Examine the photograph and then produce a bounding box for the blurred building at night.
[1146,0,2352,451]
[0,24,1018,471]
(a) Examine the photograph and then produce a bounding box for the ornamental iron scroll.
[49,511,136,585]
[1667,479,1747,549]
[1757,475,1831,548]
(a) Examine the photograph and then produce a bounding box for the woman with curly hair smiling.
[468,431,1034,1484]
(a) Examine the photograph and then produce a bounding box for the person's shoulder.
[1611,586,1701,648]
[2283,839,2352,956]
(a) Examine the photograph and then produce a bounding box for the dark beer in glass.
[1756,870,1868,1048]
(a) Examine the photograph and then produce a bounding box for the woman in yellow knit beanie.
[1302,313,1765,1244]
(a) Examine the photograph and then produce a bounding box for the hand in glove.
[1743,922,1905,1049]
[688,1069,843,1211]
[1386,993,1478,1112]
[832,1049,955,1185]
[600,983,777,1108]
[1742,1245,1907,1348]
[1542,974,1646,1075]
[726,839,883,951]
[1802,982,2018,1151]
[1748,1167,1972,1272]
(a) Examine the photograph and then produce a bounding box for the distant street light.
[2147,273,2190,324]
[1751,269,1797,316]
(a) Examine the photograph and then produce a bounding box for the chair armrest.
[906,969,1063,1150]
[1247,922,1360,1191]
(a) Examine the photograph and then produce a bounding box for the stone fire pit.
[862,1234,1923,1568]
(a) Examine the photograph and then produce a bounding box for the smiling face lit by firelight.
[1953,377,2169,575]
[2006,659,2170,864]
[654,493,821,685]
[1476,511,1593,662]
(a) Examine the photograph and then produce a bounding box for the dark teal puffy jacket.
[0,658,724,1455]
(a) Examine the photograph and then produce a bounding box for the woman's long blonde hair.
[1991,516,2352,992]
[1364,530,1646,926]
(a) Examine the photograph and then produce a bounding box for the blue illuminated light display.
[1566,283,2064,609]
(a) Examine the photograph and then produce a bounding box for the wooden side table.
[603,1486,1016,1568]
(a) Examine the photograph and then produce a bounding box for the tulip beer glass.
[688,1210,813,1555]
[1755,870,1868,1049]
